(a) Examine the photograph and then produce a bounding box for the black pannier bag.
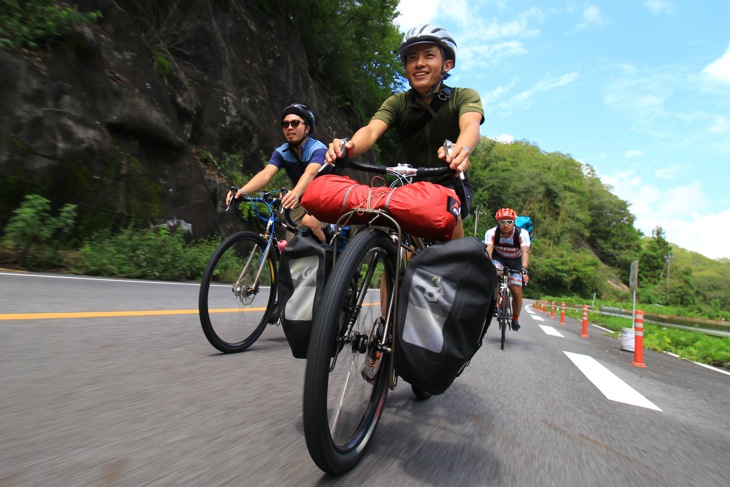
[277,228,333,358]
[396,236,498,394]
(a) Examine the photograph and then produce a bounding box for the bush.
[75,226,220,281]
[0,0,102,51]
[2,194,77,268]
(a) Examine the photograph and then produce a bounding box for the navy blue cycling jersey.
[268,137,330,184]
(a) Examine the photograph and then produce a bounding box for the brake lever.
[225,186,238,212]
[443,140,465,180]
[318,137,349,174]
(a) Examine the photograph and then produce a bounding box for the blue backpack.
[515,216,533,241]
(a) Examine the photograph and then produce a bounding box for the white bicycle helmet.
[399,24,457,66]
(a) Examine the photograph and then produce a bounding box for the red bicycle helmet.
[495,208,517,221]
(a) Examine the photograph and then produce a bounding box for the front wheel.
[199,231,277,353]
[303,229,396,475]
[499,288,511,350]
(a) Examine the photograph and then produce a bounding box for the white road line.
[564,351,662,411]
[592,324,612,333]
[531,315,545,322]
[692,361,730,376]
[664,352,730,377]
[0,271,199,287]
[539,325,563,337]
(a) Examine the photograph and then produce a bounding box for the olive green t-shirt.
[372,87,484,169]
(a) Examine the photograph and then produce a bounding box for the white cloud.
[394,0,440,28]
[624,150,644,158]
[459,41,527,71]
[603,63,730,155]
[480,17,540,41]
[571,5,609,32]
[644,0,674,15]
[602,170,728,259]
[655,164,682,180]
[662,210,730,259]
[481,81,518,105]
[499,72,578,112]
[583,5,604,23]
[395,0,475,30]
[395,1,543,70]
[491,134,515,144]
[701,43,730,85]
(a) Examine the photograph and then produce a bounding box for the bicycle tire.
[303,229,396,475]
[199,231,277,353]
[499,288,510,350]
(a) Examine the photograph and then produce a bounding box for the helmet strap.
[413,72,449,101]
[288,133,308,151]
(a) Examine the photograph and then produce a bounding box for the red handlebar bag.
[299,175,355,223]
[382,182,461,241]
[302,175,461,241]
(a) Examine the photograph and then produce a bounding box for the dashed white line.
[564,351,661,411]
[539,325,564,337]
[531,315,545,322]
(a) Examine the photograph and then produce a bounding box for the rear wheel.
[199,231,277,353]
[303,229,396,475]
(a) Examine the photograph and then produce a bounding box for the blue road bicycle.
[198,189,296,353]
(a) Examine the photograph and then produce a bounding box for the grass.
[560,307,730,371]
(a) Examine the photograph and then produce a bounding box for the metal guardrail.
[543,302,730,339]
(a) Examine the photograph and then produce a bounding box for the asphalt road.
[1,271,729,486]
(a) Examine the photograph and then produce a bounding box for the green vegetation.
[0,194,219,281]
[1,2,726,368]
[2,194,77,268]
[153,50,173,79]
[556,305,730,370]
[0,0,102,51]
[75,226,219,281]
[465,139,729,312]
[253,0,404,125]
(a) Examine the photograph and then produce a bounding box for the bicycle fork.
[232,227,276,300]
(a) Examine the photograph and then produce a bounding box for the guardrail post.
[560,302,565,325]
[632,310,646,368]
[550,301,555,318]
[581,305,589,338]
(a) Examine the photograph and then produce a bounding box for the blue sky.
[396,0,730,260]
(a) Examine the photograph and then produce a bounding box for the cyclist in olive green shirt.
[325,24,484,239]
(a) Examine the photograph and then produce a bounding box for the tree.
[639,226,672,285]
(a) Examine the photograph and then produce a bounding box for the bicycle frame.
[227,189,295,293]
[301,141,476,474]
[328,176,444,391]
[497,274,512,316]
[496,265,520,349]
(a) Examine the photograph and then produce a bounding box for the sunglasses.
[498,220,514,225]
[281,120,304,129]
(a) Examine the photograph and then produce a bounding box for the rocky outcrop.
[0,0,355,238]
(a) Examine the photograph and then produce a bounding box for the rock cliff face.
[0,0,354,238]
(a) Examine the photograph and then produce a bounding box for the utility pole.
[665,252,671,293]
[473,206,478,236]
[630,260,638,328]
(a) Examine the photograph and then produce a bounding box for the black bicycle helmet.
[282,103,316,134]
[399,24,457,66]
